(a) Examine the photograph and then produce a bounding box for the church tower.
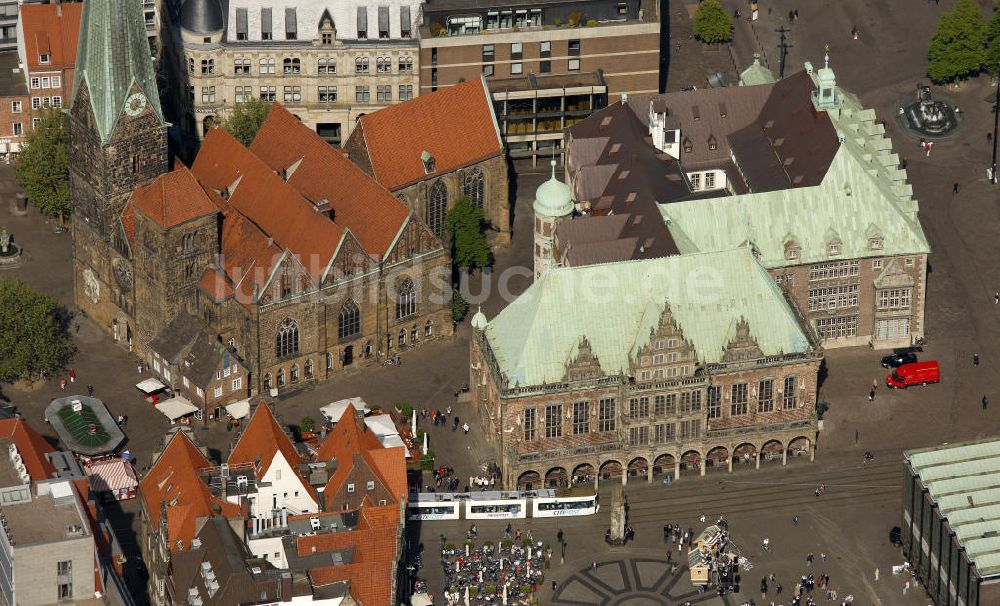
[532,160,574,280]
[70,0,168,345]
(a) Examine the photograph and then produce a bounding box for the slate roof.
[906,437,1000,578]
[0,418,56,481]
[132,167,217,229]
[483,247,811,387]
[148,313,235,387]
[139,432,241,551]
[228,405,318,502]
[73,0,164,143]
[250,105,411,259]
[354,77,503,191]
[19,3,83,72]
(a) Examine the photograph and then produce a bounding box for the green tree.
[13,108,69,224]
[927,0,987,83]
[446,196,491,271]
[452,288,469,322]
[0,278,72,383]
[223,99,272,147]
[986,7,1000,74]
[299,416,314,433]
[693,0,733,44]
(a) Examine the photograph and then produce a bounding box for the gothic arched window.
[428,180,447,237]
[275,318,299,358]
[338,299,360,339]
[425,320,433,337]
[396,279,416,319]
[276,368,285,386]
[463,168,486,209]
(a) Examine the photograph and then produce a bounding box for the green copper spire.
[73,0,164,143]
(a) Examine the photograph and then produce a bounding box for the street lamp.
[992,67,1000,184]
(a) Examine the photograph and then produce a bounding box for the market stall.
[86,458,138,501]
[225,399,251,420]
[135,378,166,394]
[155,397,199,424]
[319,397,370,422]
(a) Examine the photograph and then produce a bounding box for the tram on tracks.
[407,489,598,521]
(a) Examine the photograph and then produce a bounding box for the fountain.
[900,84,960,139]
[0,227,21,268]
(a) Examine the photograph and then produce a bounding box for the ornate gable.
[632,304,698,381]
[721,318,765,363]
[324,230,375,285]
[383,214,440,265]
[563,337,603,382]
[873,257,915,289]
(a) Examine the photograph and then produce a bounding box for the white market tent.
[155,397,199,421]
[225,399,251,420]
[410,593,433,606]
[135,378,166,393]
[319,397,370,422]
[364,415,410,457]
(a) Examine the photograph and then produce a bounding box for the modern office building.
[903,438,1000,606]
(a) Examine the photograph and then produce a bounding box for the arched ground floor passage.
[509,433,817,488]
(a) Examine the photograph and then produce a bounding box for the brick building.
[0,51,28,160]
[470,247,822,490]
[70,0,451,396]
[139,404,407,606]
[347,77,511,243]
[163,0,422,152]
[16,2,81,113]
[558,58,930,349]
[417,0,658,159]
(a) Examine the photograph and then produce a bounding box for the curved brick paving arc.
[551,558,734,606]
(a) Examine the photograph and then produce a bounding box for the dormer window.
[39,53,49,64]
[682,137,693,153]
[785,245,799,260]
[828,240,841,256]
[707,135,717,151]
[421,150,435,174]
[869,236,883,250]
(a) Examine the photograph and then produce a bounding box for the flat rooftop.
[906,438,1000,578]
[2,485,89,545]
[489,71,606,94]
[0,51,26,98]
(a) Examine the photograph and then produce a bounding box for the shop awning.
[364,414,397,437]
[155,397,199,421]
[225,399,251,420]
[410,593,433,606]
[86,458,138,493]
[379,433,410,458]
[320,397,370,421]
[135,378,166,393]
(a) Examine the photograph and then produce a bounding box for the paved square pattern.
[553,558,732,606]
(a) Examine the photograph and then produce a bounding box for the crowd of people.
[434,535,549,606]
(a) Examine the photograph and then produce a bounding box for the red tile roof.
[228,405,318,502]
[355,78,503,190]
[197,267,234,302]
[300,504,401,606]
[216,212,283,305]
[19,3,82,72]
[120,203,136,249]
[139,432,240,551]
[132,167,218,229]
[250,105,410,260]
[0,418,56,480]
[191,127,344,282]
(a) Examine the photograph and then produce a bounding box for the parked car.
[886,361,940,389]
[881,351,918,368]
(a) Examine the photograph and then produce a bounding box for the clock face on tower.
[124,92,147,117]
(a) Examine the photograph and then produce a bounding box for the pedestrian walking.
[989,132,993,143]
[69,369,76,383]
[137,363,143,373]
[855,429,859,444]
[551,580,557,591]
[868,387,875,402]
[974,353,980,367]
[821,552,827,562]
[983,395,989,410]
[994,291,999,305]
[875,567,880,581]
[87,384,94,397]
[59,378,66,390]
[953,182,960,194]
[462,422,470,434]
[792,515,799,526]
[592,561,597,570]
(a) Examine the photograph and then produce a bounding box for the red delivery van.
[886,361,940,389]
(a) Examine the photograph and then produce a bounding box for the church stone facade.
[69,0,452,396]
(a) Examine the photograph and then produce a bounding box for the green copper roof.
[73,0,164,143]
[739,59,776,86]
[534,160,574,217]
[906,438,1000,578]
[483,247,811,387]
[661,143,929,268]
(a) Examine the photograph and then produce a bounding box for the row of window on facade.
[482,58,581,78]
[805,285,911,312]
[521,377,800,441]
[803,258,913,280]
[446,5,627,36]
[265,320,434,389]
[198,84,413,105]
[10,96,62,114]
[425,172,487,237]
[194,56,414,76]
[231,6,411,41]
[28,75,61,90]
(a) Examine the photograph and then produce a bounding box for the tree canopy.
[13,108,70,224]
[693,0,733,44]
[446,196,491,271]
[986,6,1000,74]
[0,278,72,383]
[927,0,987,83]
[223,99,272,147]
